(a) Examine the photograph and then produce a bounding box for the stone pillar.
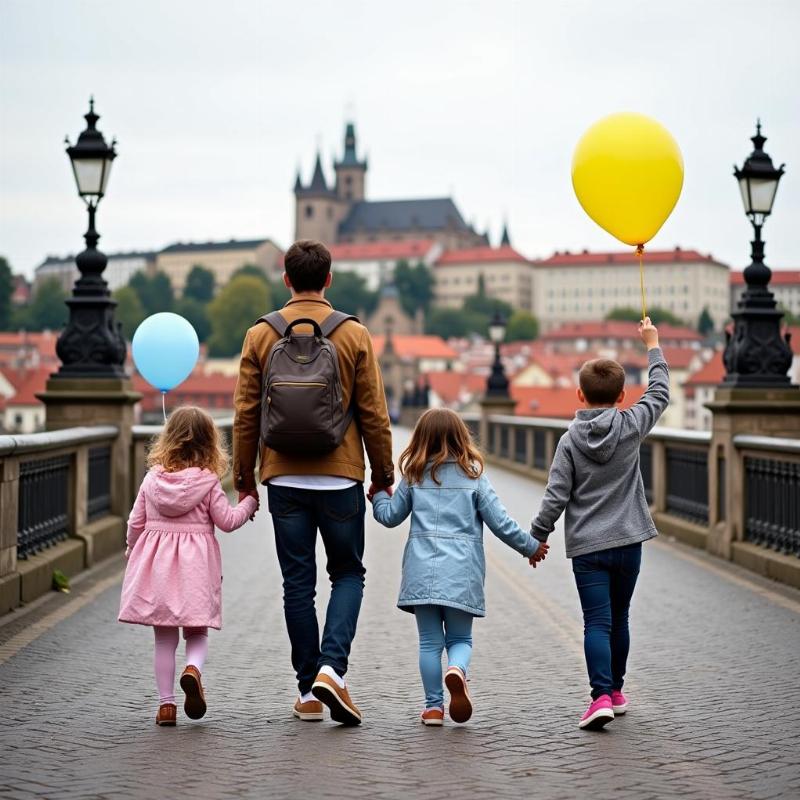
[478,396,516,453]
[706,387,800,558]
[0,456,20,613]
[37,378,141,518]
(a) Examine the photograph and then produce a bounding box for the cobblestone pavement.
[2,431,800,799]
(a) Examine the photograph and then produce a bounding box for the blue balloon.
[132,312,199,392]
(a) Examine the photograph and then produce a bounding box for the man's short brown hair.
[284,240,331,292]
[579,358,626,405]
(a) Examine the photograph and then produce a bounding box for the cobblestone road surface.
[2,430,799,799]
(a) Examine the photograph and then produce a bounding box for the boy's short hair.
[284,240,331,292]
[579,358,626,405]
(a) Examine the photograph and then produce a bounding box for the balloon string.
[636,244,647,321]
[161,391,167,423]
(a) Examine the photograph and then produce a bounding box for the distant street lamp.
[485,310,510,398]
[55,98,127,378]
[722,121,794,388]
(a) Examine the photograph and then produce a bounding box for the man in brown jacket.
[233,240,394,726]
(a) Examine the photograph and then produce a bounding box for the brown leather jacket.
[232,297,395,492]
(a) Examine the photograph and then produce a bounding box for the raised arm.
[208,482,258,532]
[372,480,412,527]
[626,346,670,438]
[233,327,262,494]
[531,436,574,542]
[354,328,395,490]
[126,477,148,552]
[476,475,540,558]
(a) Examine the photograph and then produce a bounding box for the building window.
[305,205,314,219]
[327,206,333,219]
[345,175,352,186]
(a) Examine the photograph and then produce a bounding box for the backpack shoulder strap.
[320,310,360,338]
[257,311,290,337]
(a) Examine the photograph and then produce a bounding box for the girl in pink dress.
[119,406,258,726]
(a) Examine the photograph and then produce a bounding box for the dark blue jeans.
[572,542,642,700]
[267,483,366,695]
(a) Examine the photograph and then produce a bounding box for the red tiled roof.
[541,321,702,342]
[0,331,59,362]
[435,245,528,266]
[511,385,647,418]
[539,248,719,266]
[731,270,800,285]
[371,335,457,360]
[683,352,725,386]
[659,346,701,370]
[425,371,487,405]
[2,366,51,406]
[328,240,436,261]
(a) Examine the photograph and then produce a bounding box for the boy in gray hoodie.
[531,318,668,730]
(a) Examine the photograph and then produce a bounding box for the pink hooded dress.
[118,466,257,629]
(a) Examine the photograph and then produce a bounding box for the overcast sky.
[2,0,799,279]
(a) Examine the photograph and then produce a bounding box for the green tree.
[0,256,13,330]
[778,305,800,325]
[606,305,686,326]
[113,286,146,340]
[18,278,67,331]
[183,265,215,303]
[232,264,269,284]
[207,276,270,357]
[462,283,513,320]
[130,271,174,315]
[175,297,211,342]
[268,277,291,307]
[697,306,714,335]
[394,260,434,318]
[425,307,489,339]
[326,271,378,316]
[506,310,540,341]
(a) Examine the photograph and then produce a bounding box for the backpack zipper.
[272,381,327,387]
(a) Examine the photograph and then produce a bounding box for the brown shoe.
[420,707,444,727]
[293,697,324,721]
[179,665,207,720]
[311,672,362,726]
[444,667,473,723]
[155,703,177,726]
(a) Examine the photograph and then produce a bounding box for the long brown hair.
[147,406,229,478]
[399,408,484,486]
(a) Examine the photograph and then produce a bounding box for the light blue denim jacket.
[372,462,539,617]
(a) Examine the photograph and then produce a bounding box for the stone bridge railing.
[0,417,233,615]
[463,412,800,589]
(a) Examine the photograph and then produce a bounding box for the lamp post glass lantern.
[722,120,793,388]
[486,310,510,398]
[54,98,127,379]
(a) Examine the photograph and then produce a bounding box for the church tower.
[334,122,367,203]
[293,152,341,244]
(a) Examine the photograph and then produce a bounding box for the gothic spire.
[500,221,511,246]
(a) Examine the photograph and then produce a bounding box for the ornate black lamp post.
[55,98,127,378]
[485,311,510,397]
[722,121,793,388]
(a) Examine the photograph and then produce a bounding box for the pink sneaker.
[578,695,614,730]
[611,690,628,714]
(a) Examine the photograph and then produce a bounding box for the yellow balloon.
[572,112,684,247]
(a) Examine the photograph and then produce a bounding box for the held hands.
[639,317,659,350]
[366,483,393,503]
[528,541,550,568]
[239,489,260,521]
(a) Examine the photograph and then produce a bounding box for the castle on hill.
[294,123,486,250]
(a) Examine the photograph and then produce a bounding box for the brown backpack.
[258,310,359,455]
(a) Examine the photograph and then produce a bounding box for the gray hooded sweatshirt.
[531,348,669,558]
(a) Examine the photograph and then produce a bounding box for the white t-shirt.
[268,475,357,491]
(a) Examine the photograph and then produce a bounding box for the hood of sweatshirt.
[568,407,623,464]
[150,466,218,517]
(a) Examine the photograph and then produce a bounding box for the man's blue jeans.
[267,483,366,695]
[414,604,474,709]
[572,542,642,700]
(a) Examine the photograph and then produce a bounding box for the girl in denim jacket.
[371,409,548,726]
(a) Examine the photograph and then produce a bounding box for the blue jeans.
[267,483,366,695]
[414,605,474,709]
[572,543,642,700]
